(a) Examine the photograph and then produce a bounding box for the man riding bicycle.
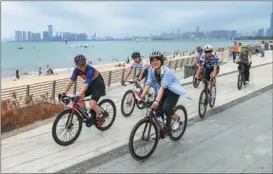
[123,52,150,84]
[139,52,191,131]
[193,46,203,66]
[195,45,218,98]
[236,44,251,83]
[60,54,106,118]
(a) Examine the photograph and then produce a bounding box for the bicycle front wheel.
[129,118,159,161]
[52,109,83,146]
[237,72,243,90]
[198,90,208,118]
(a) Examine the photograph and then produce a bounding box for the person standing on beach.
[123,52,150,84]
[59,54,107,120]
[38,67,42,76]
[16,69,20,80]
[231,41,238,62]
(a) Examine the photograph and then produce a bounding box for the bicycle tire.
[237,72,243,90]
[198,90,208,118]
[169,105,188,141]
[129,118,159,161]
[121,90,136,117]
[95,99,117,131]
[52,109,83,146]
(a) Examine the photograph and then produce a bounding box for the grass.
[1,91,64,133]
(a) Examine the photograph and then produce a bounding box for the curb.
[57,84,273,173]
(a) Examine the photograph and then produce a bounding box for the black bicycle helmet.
[131,52,141,59]
[196,46,203,51]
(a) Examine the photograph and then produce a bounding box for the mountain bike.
[52,94,116,146]
[128,101,188,161]
[121,80,155,117]
[198,78,216,118]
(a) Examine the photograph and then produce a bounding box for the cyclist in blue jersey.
[195,45,218,98]
[60,54,106,118]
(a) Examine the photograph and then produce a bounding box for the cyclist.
[193,46,203,66]
[139,52,192,131]
[236,44,252,83]
[60,54,106,118]
[123,52,150,84]
[195,45,218,98]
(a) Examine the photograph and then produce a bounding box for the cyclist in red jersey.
[60,54,106,118]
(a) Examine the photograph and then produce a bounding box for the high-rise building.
[48,25,53,40]
[27,31,32,41]
[43,31,49,40]
[22,31,27,41]
[257,28,264,37]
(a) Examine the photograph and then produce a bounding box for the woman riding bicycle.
[139,51,192,131]
[236,44,252,83]
[60,54,106,118]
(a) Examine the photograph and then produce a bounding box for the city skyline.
[2,1,273,39]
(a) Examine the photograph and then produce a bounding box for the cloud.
[1,1,272,38]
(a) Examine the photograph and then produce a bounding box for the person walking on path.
[231,41,238,62]
[260,41,265,57]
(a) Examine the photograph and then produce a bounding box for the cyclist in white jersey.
[123,52,150,83]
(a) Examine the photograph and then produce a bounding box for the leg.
[244,64,250,81]
[161,90,180,130]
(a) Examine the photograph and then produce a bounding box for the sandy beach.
[1,63,131,89]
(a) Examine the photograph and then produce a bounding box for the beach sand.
[1,63,131,89]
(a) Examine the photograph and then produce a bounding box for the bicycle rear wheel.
[198,90,208,118]
[52,109,82,146]
[129,118,159,161]
[169,105,188,141]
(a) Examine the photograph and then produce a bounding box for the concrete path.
[85,90,272,173]
[1,51,272,173]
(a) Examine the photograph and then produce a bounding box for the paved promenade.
[85,90,272,173]
[1,51,272,173]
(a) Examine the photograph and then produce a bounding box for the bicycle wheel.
[198,90,208,118]
[192,69,200,88]
[129,118,159,161]
[52,109,82,146]
[209,87,216,108]
[169,105,188,141]
[237,72,243,90]
[95,99,116,131]
[121,90,136,117]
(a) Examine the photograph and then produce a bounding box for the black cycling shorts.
[204,66,219,80]
[84,73,106,102]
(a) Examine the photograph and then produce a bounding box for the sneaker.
[171,117,180,130]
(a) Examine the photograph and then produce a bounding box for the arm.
[65,68,78,93]
[212,56,219,77]
[154,87,164,103]
[124,67,133,80]
[79,68,95,97]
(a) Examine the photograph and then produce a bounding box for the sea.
[1,40,260,80]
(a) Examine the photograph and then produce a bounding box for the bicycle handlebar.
[58,94,90,105]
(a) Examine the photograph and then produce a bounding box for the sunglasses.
[205,51,212,54]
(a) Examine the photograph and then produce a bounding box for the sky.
[1,1,273,39]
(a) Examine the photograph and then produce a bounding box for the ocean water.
[1,40,259,79]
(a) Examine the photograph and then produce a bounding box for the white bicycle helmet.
[203,45,213,52]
